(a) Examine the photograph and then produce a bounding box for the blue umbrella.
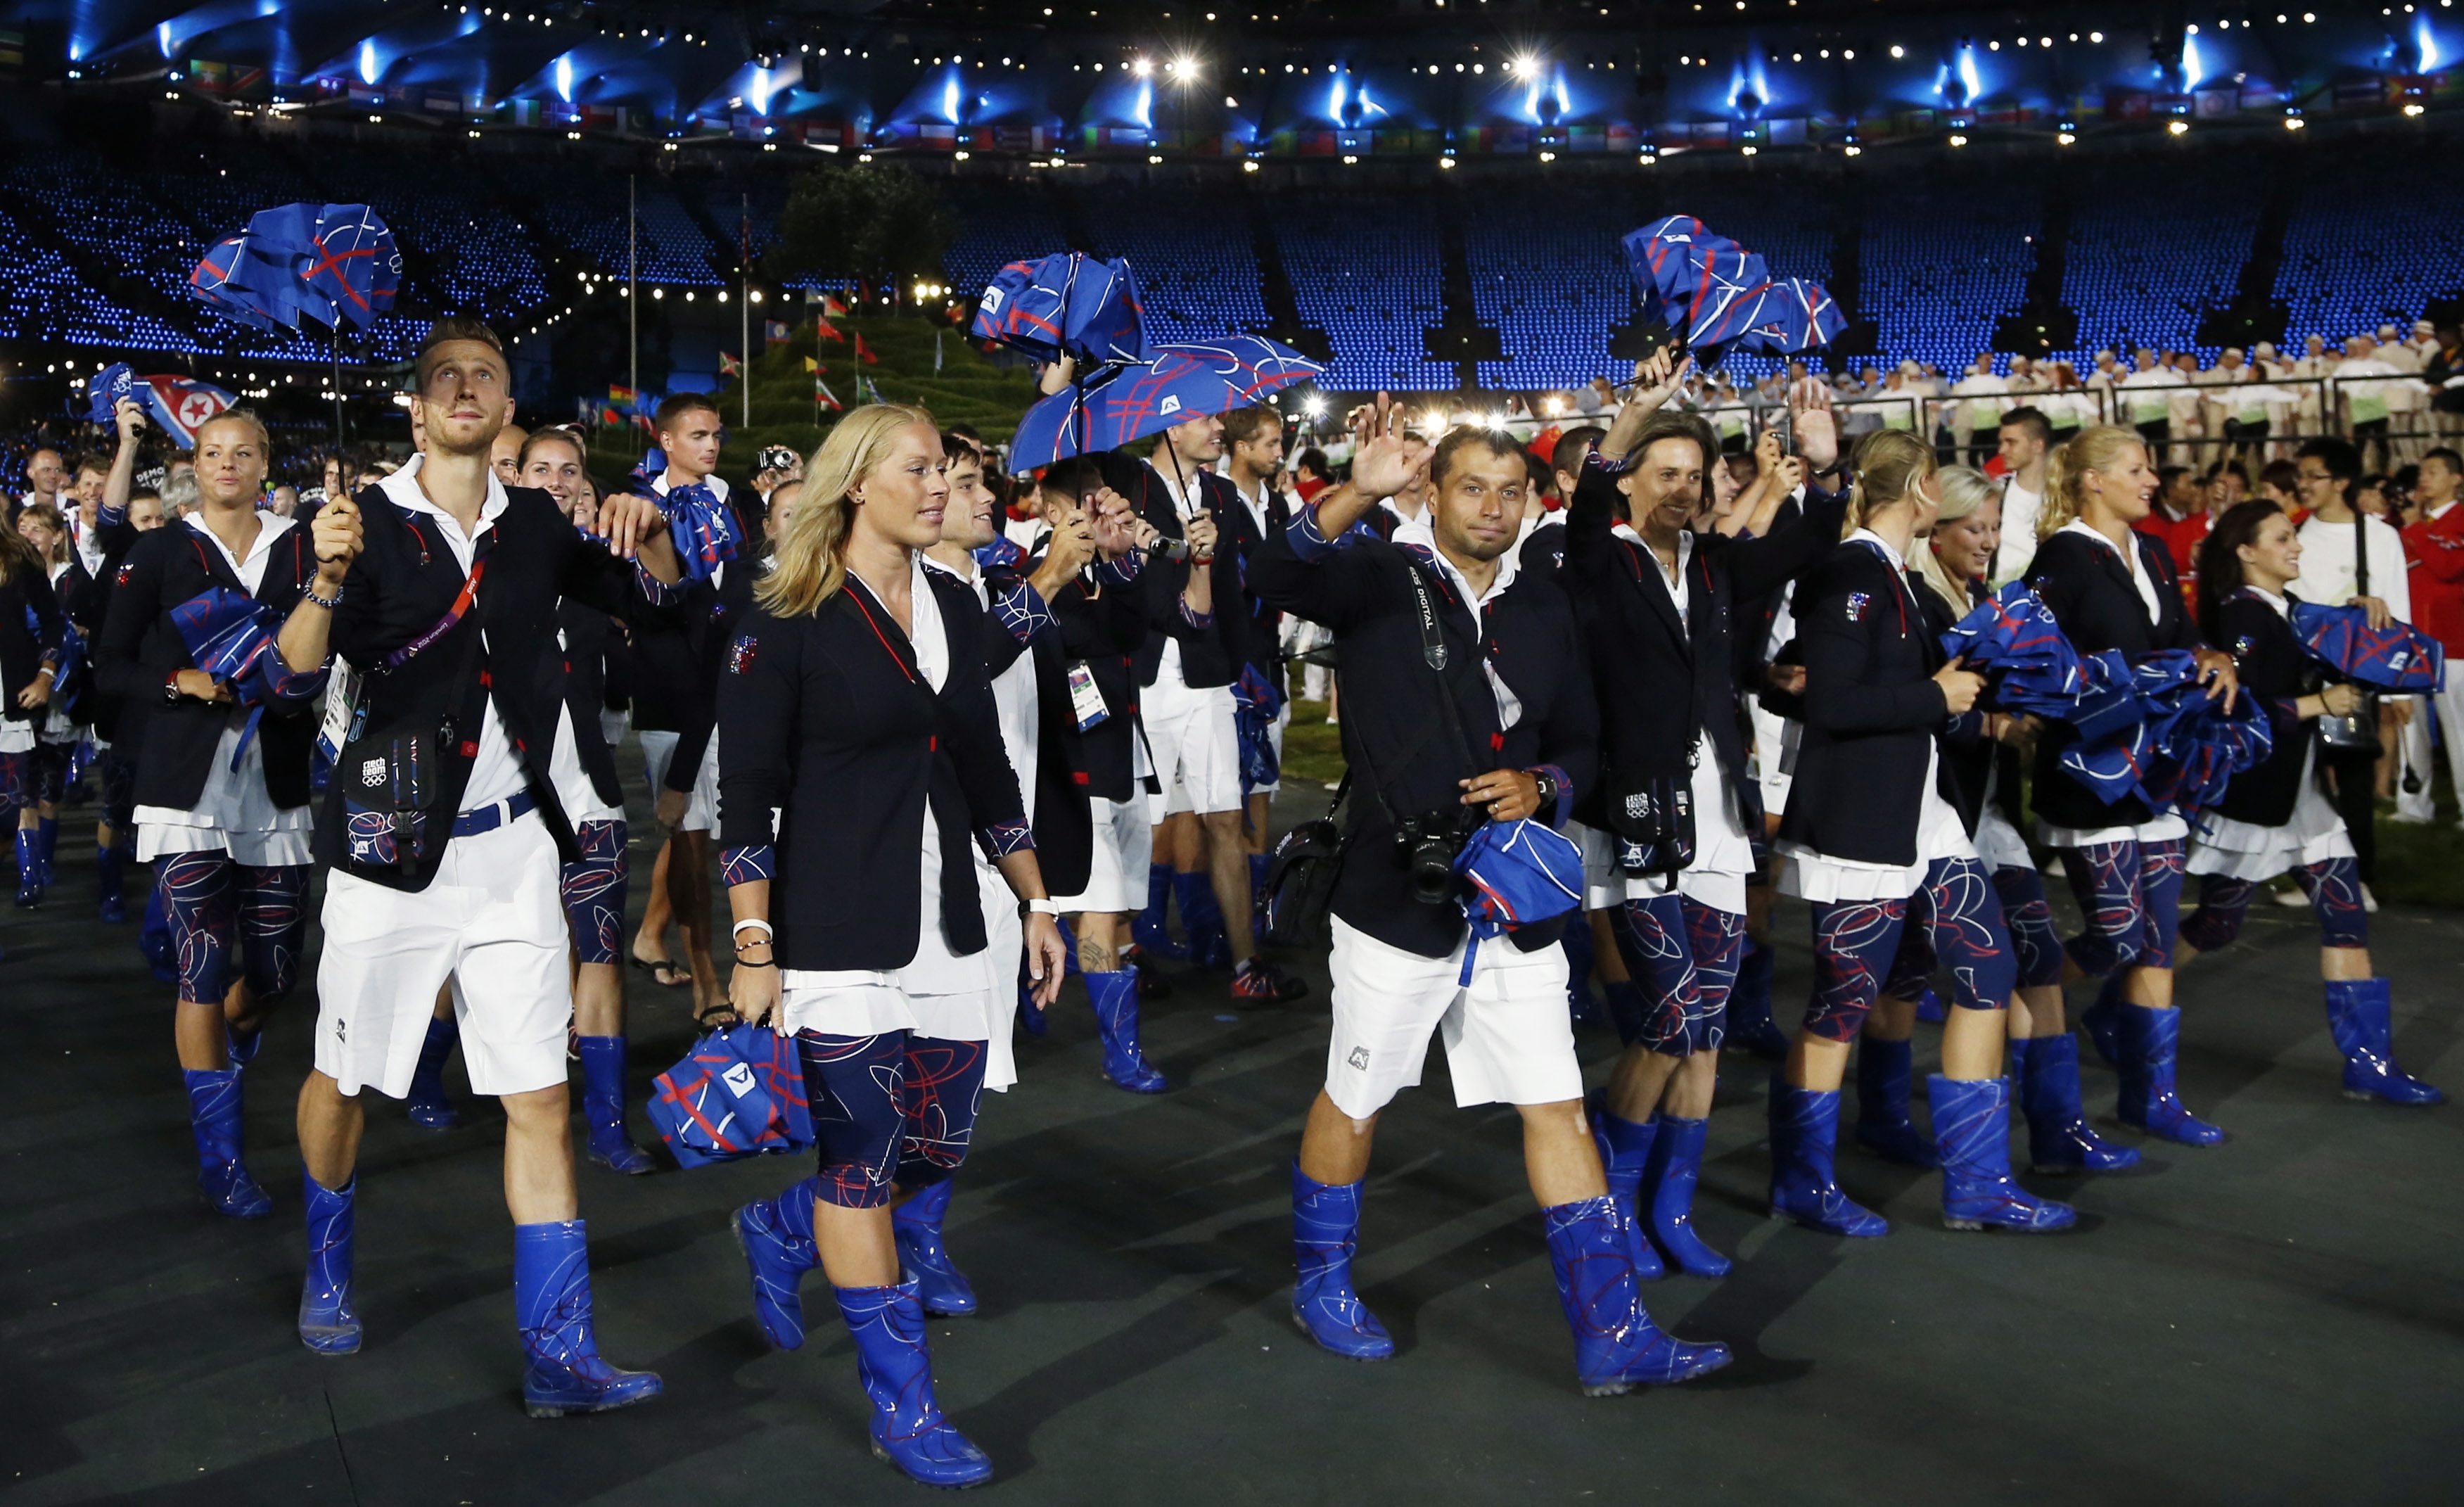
[188,203,400,334]
[286,203,402,328]
[2287,599,2446,692]
[1623,214,1846,360]
[1007,336,1324,473]
[971,251,1154,367]
[190,234,294,332]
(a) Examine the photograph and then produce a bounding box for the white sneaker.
[2273,885,2309,908]
[2363,884,2381,915]
[2391,810,2435,826]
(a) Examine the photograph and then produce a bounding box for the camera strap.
[1402,552,1488,780]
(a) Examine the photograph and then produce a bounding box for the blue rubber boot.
[1725,941,1789,1060]
[1543,1195,1732,1395]
[2012,1034,2140,1173]
[893,1180,978,1317]
[1175,871,1232,972]
[835,1280,995,1487]
[1290,1162,1395,1360]
[1588,1102,1667,1280]
[405,1016,461,1130]
[734,1177,821,1350]
[298,1175,362,1354]
[12,828,42,908]
[1249,851,1271,944]
[1853,1036,1940,1168]
[2117,1004,2225,1145]
[1641,1114,1732,1278]
[1086,968,1167,1093]
[2325,979,2445,1105]
[513,1220,663,1418]
[183,1068,272,1218]
[1913,985,1947,1024]
[2081,971,2127,1067]
[1562,916,1605,1029]
[578,1036,656,1174]
[1929,1076,2078,1233]
[35,814,57,885]
[1767,1081,1888,1237]
[226,1019,263,1068]
[1132,862,1187,960]
[138,879,177,983]
[96,842,127,924]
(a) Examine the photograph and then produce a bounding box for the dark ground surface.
[4,759,2462,1506]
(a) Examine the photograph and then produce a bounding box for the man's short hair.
[1221,405,1283,449]
[653,393,722,434]
[1038,457,1104,511]
[1429,427,1527,491]
[2298,435,2362,485]
[72,454,109,481]
[2423,447,2463,473]
[1293,447,1331,481]
[1999,406,2053,447]
[414,317,507,389]
[1552,424,1608,478]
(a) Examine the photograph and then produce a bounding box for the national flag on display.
[137,374,240,450]
[816,317,845,345]
[855,332,879,365]
[814,377,843,412]
[822,294,848,318]
[609,383,639,409]
[803,356,819,373]
[763,319,790,344]
[719,352,742,377]
[599,405,624,425]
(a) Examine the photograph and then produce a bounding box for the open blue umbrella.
[972,251,1154,367]
[190,234,294,332]
[1007,336,1324,473]
[187,203,400,334]
[1623,215,1846,360]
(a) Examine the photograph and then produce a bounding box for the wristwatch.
[1020,897,1062,919]
[1529,768,1560,813]
[162,670,184,704]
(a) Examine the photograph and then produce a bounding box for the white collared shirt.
[2055,518,2162,625]
[1410,531,1524,729]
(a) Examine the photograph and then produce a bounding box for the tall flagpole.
[627,174,639,426]
[740,193,752,429]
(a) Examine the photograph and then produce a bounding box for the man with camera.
[1246,398,1730,1398]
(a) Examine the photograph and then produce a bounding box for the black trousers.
[2318,742,2380,886]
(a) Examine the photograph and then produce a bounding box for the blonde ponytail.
[1840,428,1936,539]
[2039,424,2146,542]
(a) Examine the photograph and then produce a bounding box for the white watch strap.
[1024,898,1062,917]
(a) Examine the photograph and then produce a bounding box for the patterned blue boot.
[893,1180,978,1317]
[298,1175,362,1354]
[1642,1114,1732,1278]
[578,1036,656,1174]
[2325,979,2445,1105]
[405,1016,461,1130]
[1291,1162,1394,1359]
[183,1068,272,1218]
[835,1280,995,1487]
[138,879,177,983]
[1767,1082,1887,1237]
[12,828,42,908]
[96,842,128,924]
[1588,1102,1666,1280]
[513,1220,663,1418]
[1086,968,1167,1093]
[2117,1004,2225,1145]
[1175,871,1232,972]
[2012,1034,2140,1172]
[1543,1195,1731,1395]
[1132,862,1187,960]
[34,814,56,886]
[1853,1036,1940,1168]
[2081,971,2127,1067]
[1929,1076,2078,1233]
[734,1177,820,1350]
[1725,941,1789,1060]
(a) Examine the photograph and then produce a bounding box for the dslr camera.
[1393,808,1479,906]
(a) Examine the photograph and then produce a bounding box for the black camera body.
[1393,807,1479,905]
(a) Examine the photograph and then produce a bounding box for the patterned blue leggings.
[2061,837,2188,976]
[796,1031,988,1210]
[558,820,629,966]
[2178,857,2368,951]
[157,854,309,1007]
[1806,856,2015,1043]
[1608,895,1746,1056]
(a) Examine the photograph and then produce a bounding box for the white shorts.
[639,729,720,833]
[314,811,573,1100]
[1323,916,1581,1120]
[1143,680,1241,821]
[1749,698,1794,817]
[1052,795,1154,915]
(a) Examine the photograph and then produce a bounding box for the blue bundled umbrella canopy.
[84,362,139,424]
[188,203,401,335]
[1621,214,1846,360]
[1007,336,1326,472]
[2287,599,2446,692]
[167,587,328,770]
[972,252,1155,368]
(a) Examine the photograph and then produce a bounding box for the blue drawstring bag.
[649,1029,784,1168]
[1450,818,1585,985]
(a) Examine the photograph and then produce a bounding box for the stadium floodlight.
[1132,57,1154,77]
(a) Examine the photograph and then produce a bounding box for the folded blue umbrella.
[658,483,743,585]
[1007,336,1325,473]
[168,587,327,770]
[971,251,1154,367]
[1623,215,1850,362]
[85,363,139,425]
[1451,818,1586,986]
[1233,665,1284,796]
[2287,599,2446,692]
